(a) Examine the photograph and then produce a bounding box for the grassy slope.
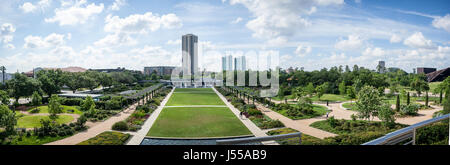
[147,107,251,138]
[17,115,74,128]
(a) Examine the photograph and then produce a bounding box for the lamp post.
[0,66,5,85]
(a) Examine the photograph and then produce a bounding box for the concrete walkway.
[45,99,144,145]
[126,88,175,145]
[213,88,278,145]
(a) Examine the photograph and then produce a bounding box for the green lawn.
[166,92,225,106]
[27,105,83,115]
[342,102,356,110]
[78,131,131,145]
[174,88,215,93]
[17,115,74,128]
[310,94,350,102]
[10,135,70,145]
[147,107,251,138]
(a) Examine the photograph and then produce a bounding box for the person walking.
[326,111,330,118]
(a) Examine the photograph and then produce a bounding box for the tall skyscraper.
[234,56,246,71]
[227,55,233,71]
[377,61,386,73]
[182,34,198,77]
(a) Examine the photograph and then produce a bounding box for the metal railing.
[216,132,302,145]
[363,113,450,145]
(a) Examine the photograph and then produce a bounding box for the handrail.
[216,132,302,145]
[363,113,450,145]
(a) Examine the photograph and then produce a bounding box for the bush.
[400,104,420,116]
[29,108,40,114]
[327,116,337,128]
[61,98,83,106]
[248,109,263,116]
[112,121,129,131]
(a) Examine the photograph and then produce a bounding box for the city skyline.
[0,0,449,73]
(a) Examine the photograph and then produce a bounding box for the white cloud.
[230,0,343,42]
[97,12,182,47]
[45,0,104,26]
[403,32,434,49]
[166,39,181,45]
[432,14,450,33]
[20,0,52,13]
[104,12,182,34]
[20,2,37,13]
[109,0,126,11]
[5,44,15,49]
[334,34,364,50]
[0,23,15,45]
[294,45,312,57]
[389,34,402,43]
[23,33,70,49]
[362,47,385,57]
[230,17,243,24]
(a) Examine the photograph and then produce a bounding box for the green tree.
[48,94,62,118]
[31,91,42,107]
[338,81,346,95]
[292,86,306,101]
[377,103,396,128]
[396,94,400,112]
[6,73,42,103]
[305,82,315,97]
[315,82,328,100]
[355,86,382,122]
[410,75,428,97]
[81,96,96,114]
[0,90,10,105]
[37,69,64,96]
[407,92,410,105]
[0,105,17,135]
[63,72,82,93]
[346,86,356,103]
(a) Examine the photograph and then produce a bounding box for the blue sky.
[0,0,449,73]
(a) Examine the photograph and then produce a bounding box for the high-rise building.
[377,61,386,73]
[222,55,233,71]
[235,56,246,71]
[182,34,198,76]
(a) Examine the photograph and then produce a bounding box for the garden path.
[45,98,143,145]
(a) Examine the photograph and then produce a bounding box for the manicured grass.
[78,131,131,145]
[166,92,224,106]
[174,88,215,93]
[148,107,251,138]
[266,128,325,145]
[27,105,83,115]
[342,102,356,110]
[310,94,350,102]
[17,115,74,128]
[271,95,294,101]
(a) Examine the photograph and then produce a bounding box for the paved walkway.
[46,98,144,145]
[126,88,175,145]
[213,88,278,145]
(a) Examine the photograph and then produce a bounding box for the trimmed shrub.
[112,121,128,131]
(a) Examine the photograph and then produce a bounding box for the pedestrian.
[326,111,329,118]
[240,111,243,118]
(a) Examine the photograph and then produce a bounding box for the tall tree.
[355,86,382,122]
[48,94,62,118]
[6,73,41,103]
[338,81,346,95]
[0,90,10,105]
[37,69,64,96]
[0,105,17,135]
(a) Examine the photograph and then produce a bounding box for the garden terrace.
[147,88,252,138]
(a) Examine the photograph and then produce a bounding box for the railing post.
[412,128,416,145]
[299,133,302,145]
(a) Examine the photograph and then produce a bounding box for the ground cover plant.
[77,131,130,145]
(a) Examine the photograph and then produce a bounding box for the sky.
[0,0,449,73]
